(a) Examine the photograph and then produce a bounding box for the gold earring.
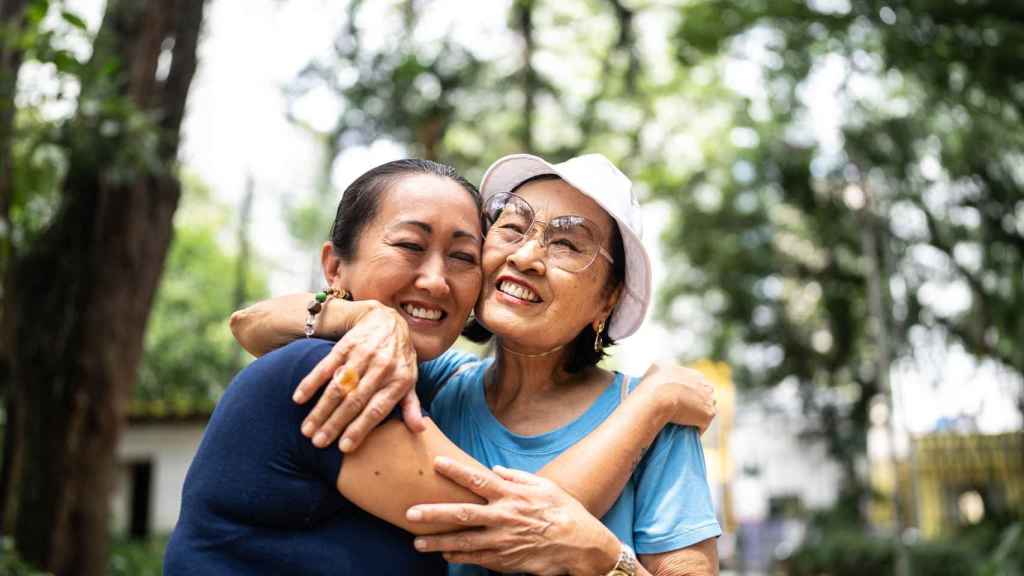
[593,319,606,352]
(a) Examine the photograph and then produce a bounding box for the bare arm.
[536,381,668,517]
[336,417,489,535]
[640,539,719,576]
[536,362,716,517]
[230,292,368,357]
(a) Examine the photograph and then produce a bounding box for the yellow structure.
[913,432,1023,538]
[690,360,737,533]
[871,431,1024,538]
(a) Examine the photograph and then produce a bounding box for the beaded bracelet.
[304,287,352,337]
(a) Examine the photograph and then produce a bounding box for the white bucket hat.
[479,153,652,341]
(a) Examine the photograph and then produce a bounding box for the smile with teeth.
[401,303,444,321]
[498,281,540,303]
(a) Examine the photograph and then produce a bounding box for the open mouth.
[400,303,446,322]
[497,280,541,303]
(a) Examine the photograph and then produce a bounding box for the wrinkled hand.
[406,457,619,575]
[292,303,422,452]
[640,362,717,434]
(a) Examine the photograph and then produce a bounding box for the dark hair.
[462,176,628,373]
[330,159,481,261]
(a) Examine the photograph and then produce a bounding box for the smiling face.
[476,178,621,354]
[324,173,483,360]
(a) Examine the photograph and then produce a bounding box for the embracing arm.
[536,362,717,518]
[230,292,374,357]
[640,540,719,576]
[336,417,488,535]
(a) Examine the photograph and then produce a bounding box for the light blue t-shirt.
[419,352,722,575]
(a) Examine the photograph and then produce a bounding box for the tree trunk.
[0,0,30,532]
[1,0,206,574]
[514,0,535,151]
[0,0,28,229]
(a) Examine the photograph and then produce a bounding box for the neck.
[488,338,572,408]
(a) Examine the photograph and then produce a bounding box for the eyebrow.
[395,220,480,242]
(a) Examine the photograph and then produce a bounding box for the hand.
[406,457,621,576]
[638,362,717,434]
[293,303,423,451]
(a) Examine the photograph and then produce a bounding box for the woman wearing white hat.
[233,153,721,575]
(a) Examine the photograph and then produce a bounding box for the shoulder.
[417,349,480,385]
[427,356,489,419]
[214,339,333,419]
[246,338,334,383]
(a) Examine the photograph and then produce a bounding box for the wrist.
[633,382,673,427]
[570,527,621,575]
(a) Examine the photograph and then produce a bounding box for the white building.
[110,414,208,537]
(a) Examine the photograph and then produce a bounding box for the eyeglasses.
[483,192,614,273]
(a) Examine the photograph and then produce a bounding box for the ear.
[593,283,623,329]
[320,242,348,292]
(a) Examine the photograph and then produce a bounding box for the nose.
[414,253,451,298]
[506,235,546,275]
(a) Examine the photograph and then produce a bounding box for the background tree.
[0,0,207,573]
[657,0,1024,520]
[134,174,268,414]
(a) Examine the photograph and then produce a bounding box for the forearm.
[230,293,312,356]
[230,293,377,357]
[640,539,719,576]
[537,386,668,517]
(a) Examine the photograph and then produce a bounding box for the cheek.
[452,267,482,313]
[349,252,416,302]
[480,243,506,276]
[552,273,604,310]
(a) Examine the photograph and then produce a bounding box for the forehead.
[376,173,481,233]
[513,179,614,234]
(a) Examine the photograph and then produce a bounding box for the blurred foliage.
[655,0,1024,514]
[287,0,648,178]
[107,535,168,576]
[134,175,267,412]
[0,537,47,575]
[0,534,171,576]
[781,515,1023,576]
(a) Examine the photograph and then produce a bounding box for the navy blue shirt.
[164,339,446,575]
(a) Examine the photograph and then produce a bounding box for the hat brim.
[480,154,651,340]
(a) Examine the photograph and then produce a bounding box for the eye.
[450,251,479,264]
[552,238,581,252]
[395,241,424,252]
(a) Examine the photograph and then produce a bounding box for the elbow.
[229,308,259,356]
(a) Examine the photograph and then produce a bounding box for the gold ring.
[333,366,360,394]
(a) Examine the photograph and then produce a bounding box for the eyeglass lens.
[485,194,602,272]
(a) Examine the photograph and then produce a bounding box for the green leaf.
[61,10,89,31]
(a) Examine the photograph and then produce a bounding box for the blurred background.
[1,0,1022,574]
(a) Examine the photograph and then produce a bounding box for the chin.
[411,335,447,362]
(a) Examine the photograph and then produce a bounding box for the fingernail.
[301,421,314,437]
[339,438,353,453]
[313,432,327,447]
[414,538,426,550]
[407,508,423,522]
[292,390,303,402]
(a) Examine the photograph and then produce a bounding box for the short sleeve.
[632,425,722,554]
[416,349,479,409]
